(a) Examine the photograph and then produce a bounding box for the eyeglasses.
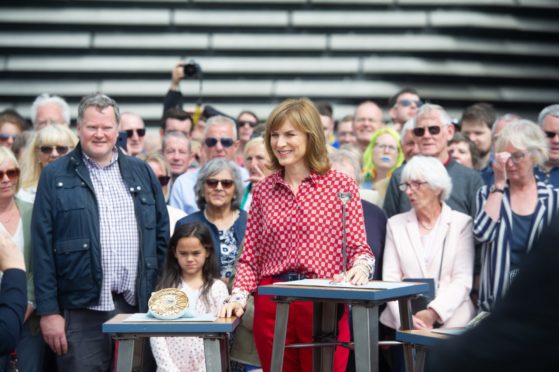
[0,134,17,142]
[158,176,171,187]
[205,178,235,189]
[125,129,146,138]
[412,126,442,137]
[545,131,559,139]
[398,181,427,192]
[508,151,527,164]
[397,99,423,108]
[0,168,20,181]
[237,120,258,128]
[39,145,69,155]
[204,137,234,148]
[375,144,398,152]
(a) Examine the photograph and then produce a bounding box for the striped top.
[474,179,559,311]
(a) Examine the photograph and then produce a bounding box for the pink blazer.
[379,203,475,330]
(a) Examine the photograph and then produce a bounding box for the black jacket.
[32,144,169,314]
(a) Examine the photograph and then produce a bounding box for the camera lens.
[183,62,201,79]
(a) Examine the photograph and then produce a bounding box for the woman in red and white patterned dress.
[220,98,375,372]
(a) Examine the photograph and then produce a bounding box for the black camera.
[183,61,202,79]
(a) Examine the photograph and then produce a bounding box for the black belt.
[272,272,308,281]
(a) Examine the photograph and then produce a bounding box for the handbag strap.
[436,236,446,291]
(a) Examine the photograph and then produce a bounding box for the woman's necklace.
[204,209,239,230]
[418,219,435,231]
[0,204,17,225]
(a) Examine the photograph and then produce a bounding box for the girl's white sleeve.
[210,280,230,313]
[150,337,181,372]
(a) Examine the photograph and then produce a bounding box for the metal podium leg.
[204,337,224,372]
[270,301,290,372]
[352,304,379,372]
[398,298,415,372]
[116,337,135,372]
[415,347,427,372]
[312,301,338,372]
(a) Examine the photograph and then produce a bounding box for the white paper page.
[274,278,418,290]
[124,313,217,322]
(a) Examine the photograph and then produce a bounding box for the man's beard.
[478,147,491,158]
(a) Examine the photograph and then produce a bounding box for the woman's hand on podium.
[219,302,245,318]
[331,265,369,286]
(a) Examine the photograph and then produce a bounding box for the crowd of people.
[0,60,558,372]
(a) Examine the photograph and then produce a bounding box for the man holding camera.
[163,61,202,114]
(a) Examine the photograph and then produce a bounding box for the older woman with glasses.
[380,155,475,371]
[381,155,475,330]
[176,158,247,282]
[474,119,559,312]
[0,147,45,371]
[18,124,78,203]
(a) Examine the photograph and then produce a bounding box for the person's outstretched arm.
[0,233,27,354]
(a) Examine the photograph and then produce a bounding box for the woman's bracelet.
[223,290,248,308]
[353,264,370,277]
[353,255,375,279]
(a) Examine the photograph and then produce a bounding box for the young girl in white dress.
[150,222,229,372]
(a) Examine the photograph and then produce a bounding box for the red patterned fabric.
[253,277,350,372]
[233,169,374,296]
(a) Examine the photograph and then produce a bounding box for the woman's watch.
[489,184,504,194]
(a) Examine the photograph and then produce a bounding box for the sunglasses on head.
[204,137,234,148]
[397,99,423,108]
[125,128,146,138]
[545,131,559,139]
[158,175,171,187]
[0,134,17,142]
[40,145,69,155]
[205,178,235,189]
[238,120,258,128]
[412,126,441,137]
[0,168,20,181]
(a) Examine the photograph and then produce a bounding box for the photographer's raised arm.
[170,62,185,92]
[163,62,186,113]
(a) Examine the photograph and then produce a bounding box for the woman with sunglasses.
[220,98,374,372]
[140,151,186,235]
[0,147,45,372]
[235,110,260,167]
[0,110,26,150]
[474,120,559,313]
[18,124,78,203]
[176,158,247,282]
